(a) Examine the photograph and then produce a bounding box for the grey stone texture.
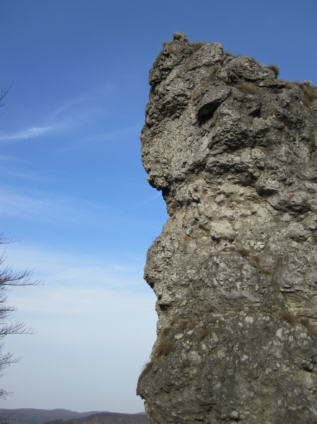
[137,33,317,423]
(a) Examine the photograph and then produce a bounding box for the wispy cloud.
[0,96,97,143]
[48,82,115,123]
[0,154,27,164]
[2,242,147,292]
[0,185,110,225]
[0,187,65,220]
[0,82,118,146]
[58,124,140,152]
[0,168,54,182]
[0,125,54,141]
[9,284,155,324]
[48,95,87,121]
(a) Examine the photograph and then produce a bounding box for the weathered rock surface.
[137,33,317,423]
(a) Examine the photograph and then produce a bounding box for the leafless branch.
[0,235,35,397]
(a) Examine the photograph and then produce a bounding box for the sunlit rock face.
[137,33,317,424]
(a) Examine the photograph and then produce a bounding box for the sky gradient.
[0,0,316,414]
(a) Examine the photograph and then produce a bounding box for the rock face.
[137,33,317,423]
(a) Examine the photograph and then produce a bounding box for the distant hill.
[0,409,101,424]
[46,412,148,424]
[0,409,147,424]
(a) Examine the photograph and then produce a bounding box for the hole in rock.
[159,303,169,311]
[197,101,220,125]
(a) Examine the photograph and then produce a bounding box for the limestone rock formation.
[137,33,317,423]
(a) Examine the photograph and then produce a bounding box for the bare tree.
[0,91,33,398]
[0,89,8,108]
[0,240,33,398]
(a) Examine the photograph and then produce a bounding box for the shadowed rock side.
[137,33,317,423]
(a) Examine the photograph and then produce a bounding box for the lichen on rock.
[137,33,317,423]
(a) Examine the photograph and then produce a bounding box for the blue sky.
[0,0,316,414]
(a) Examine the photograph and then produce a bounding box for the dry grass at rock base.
[154,340,174,357]
[300,82,317,107]
[267,64,280,77]
[190,42,204,55]
[202,64,221,85]
[236,81,262,96]
[284,81,317,107]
